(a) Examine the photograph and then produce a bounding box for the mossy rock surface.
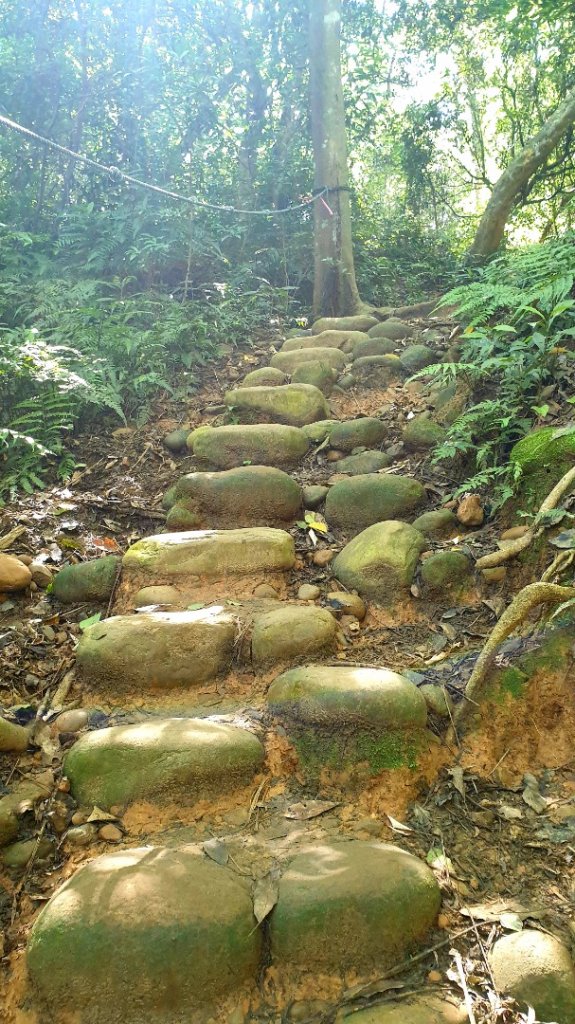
[190,423,308,468]
[330,417,386,452]
[163,427,191,452]
[403,415,446,450]
[165,506,201,531]
[334,521,426,603]
[490,930,575,1024]
[342,996,466,1024]
[291,360,336,395]
[334,450,393,475]
[75,610,237,691]
[123,527,295,579]
[281,329,367,353]
[270,347,346,374]
[352,337,398,359]
[367,319,413,341]
[420,550,474,595]
[168,466,302,528]
[238,366,287,388]
[412,509,458,537]
[251,607,337,666]
[52,556,120,604]
[325,474,425,536]
[27,848,261,1022]
[65,718,264,807]
[351,354,403,385]
[312,314,378,334]
[302,419,338,444]
[270,841,440,970]
[400,344,436,373]
[225,383,330,427]
[302,484,329,508]
[510,426,575,472]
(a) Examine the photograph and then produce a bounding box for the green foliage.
[416,238,575,507]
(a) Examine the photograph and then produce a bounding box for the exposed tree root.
[476,465,575,570]
[455,582,575,729]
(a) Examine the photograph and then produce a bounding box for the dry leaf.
[386,814,413,834]
[87,806,119,823]
[253,868,280,924]
[285,800,339,820]
[203,838,229,865]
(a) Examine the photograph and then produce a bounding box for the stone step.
[267,664,429,774]
[26,840,440,1022]
[224,383,330,427]
[281,328,368,353]
[64,717,264,808]
[333,520,426,604]
[75,603,340,692]
[188,422,309,468]
[324,473,426,536]
[269,346,346,374]
[163,465,302,531]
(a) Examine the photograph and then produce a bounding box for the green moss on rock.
[52,556,120,605]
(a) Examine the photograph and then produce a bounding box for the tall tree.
[309,0,362,317]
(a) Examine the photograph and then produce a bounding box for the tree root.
[455,582,575,729]
[475,465,575,570]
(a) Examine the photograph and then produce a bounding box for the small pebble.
[482,566,507,583]
[326,449,345,462]
[71,810,88,826]
[98,824,123,843]
[456,493,484,526]
[326,591,366,619]
[437,914,449,928]
[65,824,97,848]
[253,583,279,599]
[427,969,442,983]
[55,709,89,734]
[297,584,320,601]
[312,549,334,567]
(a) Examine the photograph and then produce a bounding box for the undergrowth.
[418,235,575,508]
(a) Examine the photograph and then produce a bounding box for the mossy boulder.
[167,466,302,528]
[65,718,264,808]
[351,354,404,386]
[312,314,378,334]
[334,450,393,475]
[511,426,575,472]
[325,474,426,536]
[270,841,440,971]
[291,360,336,395]
[123,527,295,579]
[225,383,329,427]
[281,329,367,353]
[302,419,338,444]
[330,417,386,452]
[163,427,191,452]
[302,484,329,508]
[165,506,201,530]
[403,415,447,450]
[334,521,426,603]
[400,344,436,373]
[189,423,308,468]
[27,848,261,1021]
[352,337,398,359]
[75,609,237,691]
[270,347,346,375]
[342,996,466,1024]
[251,607,337,666]
[412,509,458,537]
[238,366,287,388]
[420,551,474,596]
[367,319,414,341]
[490,930,575,1024]
[51,556,120,604]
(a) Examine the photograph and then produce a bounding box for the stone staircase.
[12,313,493,1024]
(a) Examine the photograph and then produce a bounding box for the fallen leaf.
[344,979,405,1000]
[203,838,229,865]
[498,804,523,821]
[450,766,466,798]
[253,868,280,924]
[386,814,413,834]
[87,806,118,823]
[284,800,339,820]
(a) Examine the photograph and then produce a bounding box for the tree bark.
[309,0,362,317]
[468,88,575,260]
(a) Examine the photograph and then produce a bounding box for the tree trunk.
[468,88,575,260]
[309,0,362,318]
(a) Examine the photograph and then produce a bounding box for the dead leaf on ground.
[284,800,340,820]
[253,867,280,924]
[203,837,229,865]
[386,814,413,834]
[87,806,119,823]
[461,900,544,924]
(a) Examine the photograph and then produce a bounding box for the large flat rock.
[325,474,425,536]
[189,423,308,468]
[65,718,265,807]
[341,997,467,1023]
[225,383,329,426]
[123,528,296,579]
[251,607,338,666]
[165,466,302,529]
[27,847,261,1022]
[282,329,368,353]
[75,610,237,690]
[270,841,440,971]
[312,314,379,334]
[334,521,426,603]
[270,347,346,374]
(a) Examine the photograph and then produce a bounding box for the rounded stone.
[238,367,287,388]
[334,450,393,475]
[2,838,53,870]
[281,330,367,354]
[302,485,328,508]
[325,591,366,619]
[190,423,309,469]
[163,427,191,452]
[133,585,182,608]
[0,554,33,592]
[270,841,440,970]
[52,556,121,604]
[169,466,302,529]
[403,416,446,450]
[352,337,398,359]
[419,684,454,718]
[291,361,336,395]
[65,718,265,808]
[302,419,338,444]
[325,474,426,536]
[351,355,404,385]
[341,996,467,1023]
[123,527,296,580]
[54,709,89,734]
[267,665,427,733]
[75,610,237,691]
[297,584,321,601]
[312,315,378,334]
[225,384,330,428]
[330,418,386,452]
[333,521,426,603]
[489,930,575,1024]
[270,347,346,375]
[420,551,474,595]
[412,510,458,538]
[27,848,261,1020]
[251,607,337,667]
[166,505,201,530]
[0,807,18,848]
[400,344,437,373]
[64,824,97,848]
[367,319,414,341]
